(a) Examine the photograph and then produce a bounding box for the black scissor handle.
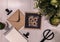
[40,38,46,42]
[43,29,54,40]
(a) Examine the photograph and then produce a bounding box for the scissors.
[40,29,54,42]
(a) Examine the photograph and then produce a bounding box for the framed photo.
[25,13,41,29]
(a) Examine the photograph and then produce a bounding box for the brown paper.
[7,9,25,30]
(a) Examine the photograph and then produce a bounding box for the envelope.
[7,9,25,30]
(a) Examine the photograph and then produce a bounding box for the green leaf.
[0,22,5,30]
[49,15,60,26]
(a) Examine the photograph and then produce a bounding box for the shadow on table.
[51,29,60,42]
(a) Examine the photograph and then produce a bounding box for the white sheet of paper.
[5,28,27,42]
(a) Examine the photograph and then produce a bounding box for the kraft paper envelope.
[7,9,25,30]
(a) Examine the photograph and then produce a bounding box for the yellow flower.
[51,0,57,6]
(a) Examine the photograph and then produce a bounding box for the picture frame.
[25,13,41,29]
